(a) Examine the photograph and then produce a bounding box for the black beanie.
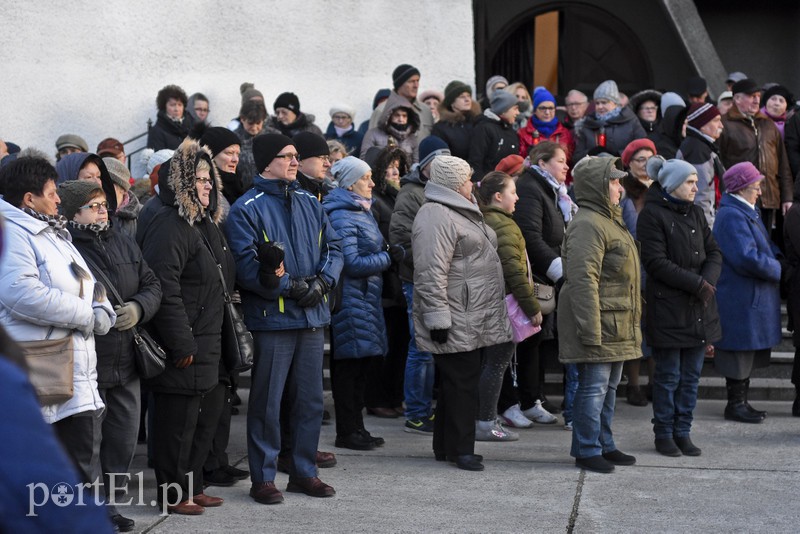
[392,64,420,90]
[253,134,295,174]
[273,92,300,114]
[443,81,472,110]
[200,127,241,158]
[294,132,330,160]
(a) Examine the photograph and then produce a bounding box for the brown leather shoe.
[192,493,223,507]
[316,450,337,468]
[167,499,204,515]
[250,482,284,505]
[286,476,336,497]
[367,406,400,418]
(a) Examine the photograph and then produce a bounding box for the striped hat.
[686,103,720,129]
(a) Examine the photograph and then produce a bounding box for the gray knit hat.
[429,155,472,191]
[103,157,131,192]
[646,156,697,194]
[58,180,104,220]
[593,80,621,105]
[490,91,518,115]
[331,156,371,190]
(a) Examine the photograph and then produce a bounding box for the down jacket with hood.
[322,187,391,358]
[411,182,512,354]
[55,152,119,214]
[468,109,520,181]
[361,92,421,163]
[0,198,115,423]
[138,140,235,395]
[573,106,647,161]
[557,157,642,364]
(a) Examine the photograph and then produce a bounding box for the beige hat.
[103,157,131,192]
[429,155,472,191]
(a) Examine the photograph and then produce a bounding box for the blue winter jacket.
[324,122,364,158]
[712,193,782,351]
[225,177,343,331]
[322,188,391,358]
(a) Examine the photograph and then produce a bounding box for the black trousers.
[365,305,409,409]
[433,350,481,457]
[203,382,232,472]
[516,333,546,410]
[53,408,104,485]
[152,387,224,502]
[330,356,375,436]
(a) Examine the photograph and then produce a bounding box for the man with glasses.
[225,134,343,504]
[518,88,574,161]
[295,132,334,201]
[562,90,589,132]
[719,78,793,238]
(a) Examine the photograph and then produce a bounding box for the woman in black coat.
[139,139,235,515]
[431,81,481,161]
[637,157,722,457]
[147,85,194,151]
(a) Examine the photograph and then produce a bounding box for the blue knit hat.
[533,88,556,110]
[418,136,451,170]
[331,156,371,190]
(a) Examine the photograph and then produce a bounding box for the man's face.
[265,145,299,181]
[733,92,761,116]
[275,108,297,126]
[57,146,82,160]
[700,115,724,140]
[298,154,331,181]
[565,96,588,120]
[397,75,420,101]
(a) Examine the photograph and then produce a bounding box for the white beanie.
[329,104,356,121]
[141,148,175,178]
[429,155,472,191]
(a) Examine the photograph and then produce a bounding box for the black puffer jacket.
[69,224,162,388]
[139,141,235,395]
[468,109,520,181]
[636,183,722,348]
[574,106,647,160]
[432,101,481,161]
[513,166,565,282]
[372,185,404,307]
[147,110,194,151]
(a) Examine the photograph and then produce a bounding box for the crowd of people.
[2,62,800,529]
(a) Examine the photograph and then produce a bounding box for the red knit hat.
[621,138,657,167]
[495,154,524,176]
[686,102,720,130]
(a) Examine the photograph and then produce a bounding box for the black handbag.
[196,229,254,373]
[84,258,166,379]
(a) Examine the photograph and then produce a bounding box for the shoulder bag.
[18,326,75,405]
[505,253,543,343]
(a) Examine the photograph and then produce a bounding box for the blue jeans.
[651,346,705,439]
[570,361,623,459]
[562,364,579,424]
[248,329,324,482]
[402,282,434,420]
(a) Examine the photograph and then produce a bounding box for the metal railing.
[122,119,152,172]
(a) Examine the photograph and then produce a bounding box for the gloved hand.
[430,329,449,344]
[258,242,285,290]
[285,277,310,300]
[92,306,114,336]
[297,276,331,308]
[696,280,715,307]
[115,301,143,331]
[388,244,405,263]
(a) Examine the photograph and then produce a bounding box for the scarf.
[348,191,373,211]
[531,115,559,138]
[531,164,577,223]
[22,207,68,231]
[334,125,353,138]
[69,220,110,235]
[595,106,623,124]
[761,106,786,137]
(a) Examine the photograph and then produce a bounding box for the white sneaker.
[522,400,557,424]
[564,421,573,431]
[500,404,533,429]
[475,419,519,441]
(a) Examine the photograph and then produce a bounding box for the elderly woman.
[325,104,363,157]
[60,180,162,531]
[0,153,115,492]
[558,156,642,474]
[147,84,194,151]
[323,157,392,450]
[712,162,783,424]
[139,139,235,514]
[637,157,722,457]
[412,155,513,471]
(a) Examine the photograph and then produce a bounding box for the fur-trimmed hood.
[163,139,223,225]
[437,99,481,124]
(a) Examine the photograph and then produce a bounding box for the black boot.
[743,378,767,419]
[724,378,763,424]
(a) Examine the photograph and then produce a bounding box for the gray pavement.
[124,391,800,533]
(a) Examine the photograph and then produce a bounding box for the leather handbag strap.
[83,256,125,306]
[193,227,233,303]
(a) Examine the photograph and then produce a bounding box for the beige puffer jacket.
[412,182,512,354]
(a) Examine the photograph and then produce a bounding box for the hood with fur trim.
[166,139,223,225]
[437,99,481,124]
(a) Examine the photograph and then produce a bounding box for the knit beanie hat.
[533,87,556,110]
[329,104,356,121]
[686,103,721,129]
[200,127,241,158]
[495,154,524,175]
[142,148,174,178]
[485,75,509,99]
[593,80,621,105]
[294,132,330,160]
[240,82,264,105]
[660,92,686,115]
[253,134,295,174]
[621,139,657,167]
[56,134,89,152]
[723,161,763,193]
[646,156,697,194]
[372,88,391,110]
[443,81,472,110]
[273,92,300,113]
[490,91,518,115]
[58,180,104,220]
[392,64,421,90]
[103,157,131,192]
[418,135,451,171]
[331,156,371,190]
[687,76,707,97]
[429,155,472,191]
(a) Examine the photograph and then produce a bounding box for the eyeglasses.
[332,114,350,121]
[78,201,109,212]
[640,106,658,112]
[274,153,300,162]
[631,157,650,164]
[314,155,331,163]
[536,106,556,112]
[565,102,587,108]
[744,184,762,192]
[196,177,213,185]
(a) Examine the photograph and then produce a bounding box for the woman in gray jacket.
[412,155,513,472]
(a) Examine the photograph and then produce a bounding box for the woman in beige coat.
[412,155,512,471]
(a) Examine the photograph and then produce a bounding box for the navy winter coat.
[323,188,391,358]
[325,122,364,158]
[712,193,782,351]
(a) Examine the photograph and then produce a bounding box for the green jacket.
[557,157,642,364]
[481,206,541,317]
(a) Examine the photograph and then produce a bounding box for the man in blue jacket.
[225,134,343,505]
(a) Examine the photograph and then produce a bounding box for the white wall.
[1,0,475,170]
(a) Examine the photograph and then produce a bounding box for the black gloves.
[297,276,331,308]
[696,280,716,307]
[388,244,405,263]
[430,329,449,344]
[286,278,310,300]
[257,242,285,289]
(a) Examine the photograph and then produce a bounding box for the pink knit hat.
[722,162,763,193]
